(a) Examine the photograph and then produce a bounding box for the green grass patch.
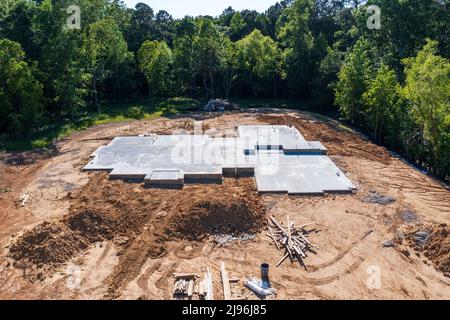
[231,98,337,117]
[0,97,334,152]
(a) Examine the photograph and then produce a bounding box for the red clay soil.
[8,172,266,292]
[9,222,89,272]
[1,111,449,300]
[257,114,391,165]
[404,224,450,276]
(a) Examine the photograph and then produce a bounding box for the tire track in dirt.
[154,262,178,300]
[0,273,15,292]
[305,229,373,272]
[95,243,112,267]
[361,162,450,215]
[281,256,365,286]
[99,194,178,298]
[136,261,162,291]
[77,242,114,294]
[82,284,104,296]
[305,256,365,285]
[103,228,157,299]
[39,277,70,299]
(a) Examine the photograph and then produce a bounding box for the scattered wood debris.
[266,215,320,270]
[172,267,215,300]
[19,193,30,207]
[173,278,194,296]
[173,273,200,299]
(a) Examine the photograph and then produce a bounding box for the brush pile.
[201,99,240,112]
[266,216,320,270]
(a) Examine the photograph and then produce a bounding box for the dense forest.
[0,0,449,181]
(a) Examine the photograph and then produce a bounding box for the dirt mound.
[8,173,265,285]
[404,224,450,276]
[257,114,391,164]
[169,195,264,240]
[9,222,90,268]
[421,225,449,275]
[64,209,115,242]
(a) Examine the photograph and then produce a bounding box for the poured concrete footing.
[84,125,356,194]
[145,170,184,187]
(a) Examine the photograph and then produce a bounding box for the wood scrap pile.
[201,99,240,112]
[19,193,30,207]
[172,267,214,300]
[266,215,320,270]
[173,275,197,297]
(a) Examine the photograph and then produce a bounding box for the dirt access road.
[0,109,449,300]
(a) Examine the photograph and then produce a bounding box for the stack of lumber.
[266,215,319,270]
[172,268,214,300]
[173,273,198,298]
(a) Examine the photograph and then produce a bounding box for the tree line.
[0,0,449,180]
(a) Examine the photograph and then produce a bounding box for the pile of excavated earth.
[402,224,450,276]
[9,173,265,282]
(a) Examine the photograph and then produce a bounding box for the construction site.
[0,109,449,300]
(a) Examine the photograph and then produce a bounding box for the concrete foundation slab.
[84,125,355,194]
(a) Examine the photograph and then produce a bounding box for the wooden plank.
[187,279,195,297]
[292,237,305,247]
[193,282,199,295]
[281,236,293,259]
[270,216,287,234]
[299,222,317,229]
[287,215,293,249]
[198,279,206,297]
[267,226,280,250]
[206,266,214,300]
[20,193,30,207]
[298,233,312,245]
[203,273,209,299]
[220,262,231,300]
[276,253,289,267]
[293,245,306,258]
[173,273,199,279]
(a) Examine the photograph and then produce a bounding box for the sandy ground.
[0,110,449,300]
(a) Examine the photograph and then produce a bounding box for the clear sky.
[122,0,277,18]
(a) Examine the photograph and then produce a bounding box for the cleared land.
[0,109,449,300]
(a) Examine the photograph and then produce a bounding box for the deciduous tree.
[0,39,43,138]
[138,40,173,98]
[402,40,450,176]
